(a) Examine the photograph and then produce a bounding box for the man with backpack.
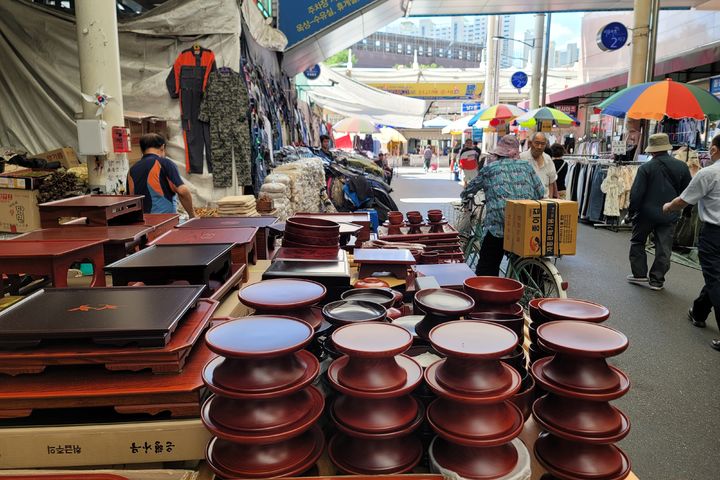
[627,133,692,291]
[423,143,433,173]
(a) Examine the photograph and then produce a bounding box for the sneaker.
[688,308,707,328]
[648,283,664,291]
[627,275,649,284]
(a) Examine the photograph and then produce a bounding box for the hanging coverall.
[166,46,216,174]
[198,69,252,188]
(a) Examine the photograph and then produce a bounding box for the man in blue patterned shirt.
[465,135,545,276]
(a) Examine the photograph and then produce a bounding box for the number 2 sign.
[597,22,629,52]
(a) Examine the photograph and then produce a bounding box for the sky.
[382,12,584,50]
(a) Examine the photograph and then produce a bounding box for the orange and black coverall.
[166,47,216,174]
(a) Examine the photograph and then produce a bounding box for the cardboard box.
[30,147,80,169]
[0,188,41,233]
[125,111,169,146]
[503,199,578,257]
[0,419,210,468]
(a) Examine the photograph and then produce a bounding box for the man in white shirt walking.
[664,134,720,351]
[520,132,558,198]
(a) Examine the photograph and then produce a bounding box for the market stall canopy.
[423,117,453,128]
[334,117,379,134]
[442,115,479,135]
[599,78,720,121]
[297,67,429,129]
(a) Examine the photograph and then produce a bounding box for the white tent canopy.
[297,67,429,129]
[423,116,453,128]
[442,115,478,135]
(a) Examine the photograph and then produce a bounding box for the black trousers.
[692,223,720,329]
[629,219,674,286]
[476,233,505,277]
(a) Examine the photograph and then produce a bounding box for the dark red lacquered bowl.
[467,313,525,344]
[510,372,536,421]
[463,277,524,305]
[531,357,630,402]
[341,288,396,308]
[332,395,421,434]
[355,277,390,289]
[284,231,339,247]
[286,217,340,233]
[533,393,631,443]
[282,239,339,250]
[432,437,519,480]
[534,432,631,480]
[239,279,326,311]
[529,297,552,325]
[538,298,610,323]
[427,398,524,446]
[206,426,324,479]
[328,433,423,475]
[414,288,475,317]
[328,354,423,399]
[322,300,387,326]
[474,302,524,316]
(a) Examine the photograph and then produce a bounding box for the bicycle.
[456,194,567,305]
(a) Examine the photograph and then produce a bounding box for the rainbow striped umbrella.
[599,79,720,120]
[468,104,526,126]
[333,117,379,134]
[515,107,578,128]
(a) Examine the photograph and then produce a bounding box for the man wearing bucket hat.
[465,135,545,276]
[628,133,692,290]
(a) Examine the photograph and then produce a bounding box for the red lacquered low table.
[178,216,278,260]
[150,227,257,280]
[12,225,154,264]
[0,240,106,292]
[135,213,181,242]
[39,195,145,228]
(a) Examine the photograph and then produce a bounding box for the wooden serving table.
[353,248,415,282]
[0,240,106,293]
[149,227,257,280]
[178,216,278,260]
[0,330,215,419]
[105,244,233,296]
[12,225,154,264]
[412,263,476,291]
[39,195,145,228]
[0,298,217,375]
[135,213,181,242]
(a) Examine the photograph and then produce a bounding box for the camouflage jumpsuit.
[198,69,252,188]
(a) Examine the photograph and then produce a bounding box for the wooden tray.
[0,286,204,349]
[413,264,476,290]
[0,322,221,419]
[378,224,459,243]
[0,299,218,375]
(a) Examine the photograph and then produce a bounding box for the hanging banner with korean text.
[279,0,378,49]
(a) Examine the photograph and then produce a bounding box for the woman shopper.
[465,135,545,276]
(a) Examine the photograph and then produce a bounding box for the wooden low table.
[353,248,415,282]
[178,216,278,260]
[0,328,217,419]
[0,240,106,293]
[137,213,181,242]
[12,225,154,264]
[412,263,476,291]
[39,195,144,228]
[150,227,257,280]
[105,244,233,296]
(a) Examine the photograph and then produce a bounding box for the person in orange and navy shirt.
[128,133,195,218]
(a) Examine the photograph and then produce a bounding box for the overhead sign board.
[279,0,377,49]
[462,102,484,113]
[552,103,578,117]
[710,76,720,97]
[472,128,483,142]
[303,64,322,80]
[368,82,484,100]
[597,22,629,52]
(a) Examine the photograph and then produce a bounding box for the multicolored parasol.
[333,117,379,134]
[515,107,579,128]
[599,78,720,121]
[468,104,526,126]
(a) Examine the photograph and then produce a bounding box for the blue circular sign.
[511,72,528,90]
[303,64,321,80]
[598,22,629,52]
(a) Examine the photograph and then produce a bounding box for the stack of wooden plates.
[217,196,259,217]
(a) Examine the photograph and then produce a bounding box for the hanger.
[193,43,201,52]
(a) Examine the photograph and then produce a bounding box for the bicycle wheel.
[506,257,566,304]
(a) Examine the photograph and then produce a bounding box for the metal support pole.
[628,0,651,87]
[541,13,552,107]
[645,0,660,82]
[483,15,500,152]
[76,0,127,193]
[530,14,545,109]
